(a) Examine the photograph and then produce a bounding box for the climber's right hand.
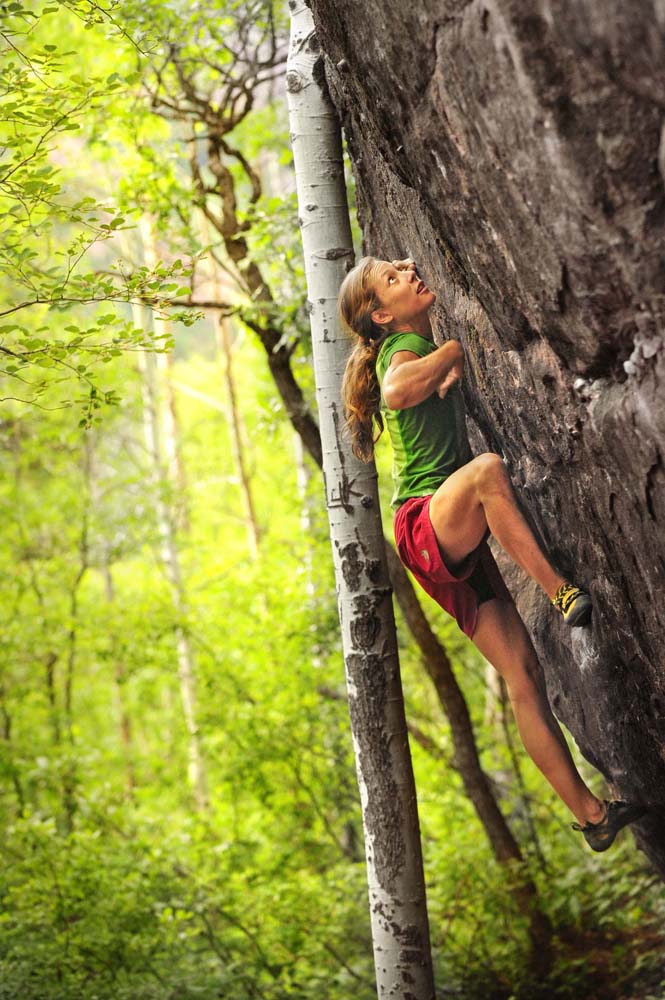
[391,257,417,273]
[437,366,461,398]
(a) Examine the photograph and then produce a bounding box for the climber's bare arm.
[382,340,464,410]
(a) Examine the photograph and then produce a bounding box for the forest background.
[1,2,664,998]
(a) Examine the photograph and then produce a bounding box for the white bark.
[133,287,209,813]
[155,348,190,533]
[287,5,435,998]
[139,219,190,532]
[202,216,261,560]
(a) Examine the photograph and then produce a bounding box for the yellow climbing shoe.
[572,800,647,852]
[552,582,593,627]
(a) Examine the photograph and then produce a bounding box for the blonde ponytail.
[338,257,387,462]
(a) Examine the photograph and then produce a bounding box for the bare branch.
[220,137,262,206]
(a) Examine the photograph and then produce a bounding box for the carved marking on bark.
[350,593,381,650]
[327,400,363,512]
[337,540,363,591]
[313,247,355,260]
[328,479,358,511]
[365,558,382,583]
[348,529,384,585]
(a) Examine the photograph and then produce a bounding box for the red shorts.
[394,494,513,639]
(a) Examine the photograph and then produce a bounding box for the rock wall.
[306,0,665,872]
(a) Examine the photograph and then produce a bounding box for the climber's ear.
[370,307,393,328]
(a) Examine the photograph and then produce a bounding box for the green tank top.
[375,332,472,510]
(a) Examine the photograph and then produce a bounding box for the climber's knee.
[471,453,510,500]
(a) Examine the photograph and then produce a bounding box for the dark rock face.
[308,0,665,872]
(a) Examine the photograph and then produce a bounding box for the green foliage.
[0,339,377,999]
[1,329,663,1000]
[0,3,663,1000]
[0,4,198,418]
[0,811,375,1000]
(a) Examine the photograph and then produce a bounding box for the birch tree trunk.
[155,348,190,534]
[102,560,136,798]
[216,315,261,560]
[133,220,209,809]
[203,218,261,560]
[287,6,435,997]
[139,219,190,534]
[133,294,209,813]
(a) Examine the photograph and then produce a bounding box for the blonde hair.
[339,256,387,462]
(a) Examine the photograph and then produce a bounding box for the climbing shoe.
[572,800,648,853]
[552,582,592,627]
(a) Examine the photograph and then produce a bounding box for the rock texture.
[306,0,665,873]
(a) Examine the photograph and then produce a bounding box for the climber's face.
[370,259,436,332]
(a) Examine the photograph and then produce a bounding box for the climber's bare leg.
[429,453,564,600]
[472,598,604,825]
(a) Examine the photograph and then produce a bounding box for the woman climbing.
[339,255,646,852]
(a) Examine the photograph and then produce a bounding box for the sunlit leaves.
[0,3,201,419]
